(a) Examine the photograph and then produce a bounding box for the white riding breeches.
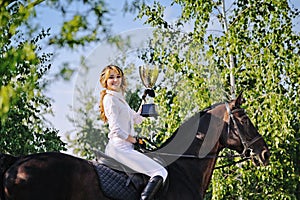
[105,137,168,182]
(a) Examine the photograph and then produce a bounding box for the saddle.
[91,149,167,200]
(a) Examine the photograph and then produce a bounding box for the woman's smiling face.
[106,70,122,92]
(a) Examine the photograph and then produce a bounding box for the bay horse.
[0,94,270,200]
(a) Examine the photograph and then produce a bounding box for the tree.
[0,2,66,154]
[42,0,110,48]
[1,0,113,114]
[0,0,116,154]
[137,0,300,199]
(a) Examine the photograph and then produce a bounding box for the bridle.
[224,102,263,156]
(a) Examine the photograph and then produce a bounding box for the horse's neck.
[197,142,221,196]
[166,147,220,199]
[195,111,226,196]
[173,140,221,197]
[168,110,225,198]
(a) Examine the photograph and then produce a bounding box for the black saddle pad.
[92,150,168,200]
[92,162,147,200]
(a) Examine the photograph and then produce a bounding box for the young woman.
[99,65,168,200]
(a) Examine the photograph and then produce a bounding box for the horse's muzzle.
[251,149,270,166]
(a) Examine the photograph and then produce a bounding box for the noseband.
[225,102,262,156]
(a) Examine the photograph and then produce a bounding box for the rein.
[145,151,251,170]
[214,157,250,169]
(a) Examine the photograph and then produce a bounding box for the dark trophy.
[139,65,159,117]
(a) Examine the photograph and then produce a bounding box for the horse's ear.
[235,92,244,107]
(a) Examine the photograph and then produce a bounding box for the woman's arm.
[104,96,129,140]
[131,99,145,124]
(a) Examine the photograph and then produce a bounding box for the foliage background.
[0,0,116,155]
[136,0,300,199]
[0,1,68,154]
[0,0,299,199]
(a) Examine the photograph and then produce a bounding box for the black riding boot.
[140,176,163,200]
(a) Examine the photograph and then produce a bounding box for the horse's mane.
[155,102,225,150]
[199,102,224,117]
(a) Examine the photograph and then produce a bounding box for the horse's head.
[219,93,270,166]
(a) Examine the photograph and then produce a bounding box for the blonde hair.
[99,65,127,122]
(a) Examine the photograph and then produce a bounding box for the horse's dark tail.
[0,153,17,200]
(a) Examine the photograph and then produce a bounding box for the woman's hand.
[126,135,137,144]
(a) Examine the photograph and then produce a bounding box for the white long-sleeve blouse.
[103,90,143,140]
